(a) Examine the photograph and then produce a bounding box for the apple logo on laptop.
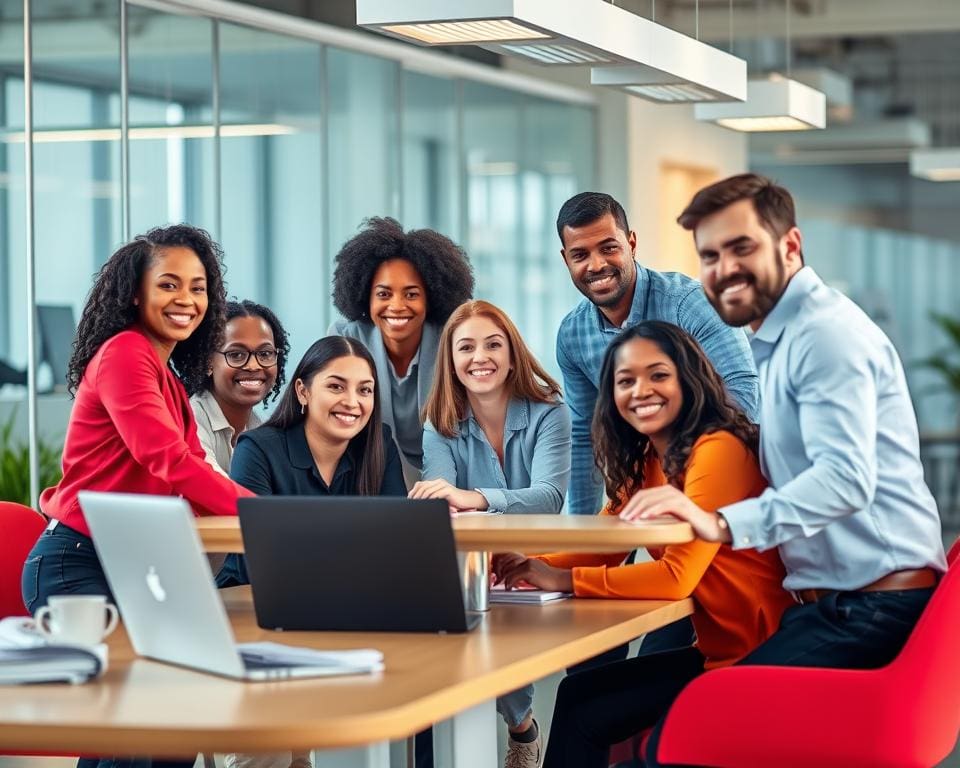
[145,566,167,602]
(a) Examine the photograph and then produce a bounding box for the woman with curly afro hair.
[23,225,254,632]
[329,216,473,485]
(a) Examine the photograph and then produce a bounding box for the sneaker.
[505,719,543,768]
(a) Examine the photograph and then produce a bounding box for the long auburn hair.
[592,321,757,506]
[424,300,561,438]
[264,336,384,495]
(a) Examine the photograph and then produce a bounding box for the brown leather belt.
[793,568,939,605]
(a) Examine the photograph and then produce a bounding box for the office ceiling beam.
[659,0,960,40]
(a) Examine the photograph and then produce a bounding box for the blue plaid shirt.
[557,265,759,515]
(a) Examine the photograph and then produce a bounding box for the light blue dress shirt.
[557,264,759,515]
[421,398,571,514]
[721,267,946,591]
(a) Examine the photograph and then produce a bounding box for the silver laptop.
[79,491,381,681]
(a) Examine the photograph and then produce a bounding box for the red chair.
[650,539,960,768]
[0,501,46,618]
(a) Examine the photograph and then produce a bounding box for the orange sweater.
[540,430,793,669]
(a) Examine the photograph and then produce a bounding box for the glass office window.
[462,81,523,324]
[31,0,121,397]
[127,6,216,238]
[402,71,459,240]
[0,5,25,404]
[219,21,324,363]
[521,99,594,371]
[326,45,400,312]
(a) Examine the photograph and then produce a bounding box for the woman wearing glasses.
[190,299,290,477]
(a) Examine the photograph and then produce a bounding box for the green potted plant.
[0,410,63,507]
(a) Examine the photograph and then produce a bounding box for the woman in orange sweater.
[494,320,793,768]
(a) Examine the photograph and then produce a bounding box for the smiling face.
[696,199,803,330]
[135,246,208,356]
[560,213,638,311]
[210,315,278,411]
[368,259,427,346]
[451,315,512,398]
[297,354,375,446]
[612,337,683,449]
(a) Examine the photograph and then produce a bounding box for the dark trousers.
[543,647,705,768]
[641,588,935,767]
[22,523,196,768]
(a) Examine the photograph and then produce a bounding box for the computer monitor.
[36,304,76,392]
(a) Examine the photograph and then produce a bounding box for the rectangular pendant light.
[591,60,746,104]
[911,148,960,182]
[357,0,746,100]
[695,76,826,132]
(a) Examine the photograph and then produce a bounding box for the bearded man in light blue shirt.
[624,175,945,765]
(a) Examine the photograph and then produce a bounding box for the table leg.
[457,550,490,612]
[433,699,498,768]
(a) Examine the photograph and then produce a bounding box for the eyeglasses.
[218,348,279,369]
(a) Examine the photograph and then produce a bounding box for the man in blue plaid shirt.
[556,192,759,518]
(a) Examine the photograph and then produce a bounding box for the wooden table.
[196,514,695,554]
[0,588,693,766]
[197,513,695,615]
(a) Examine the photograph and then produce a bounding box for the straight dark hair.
[592,321,757,506]
[556,191,630,244]
[264,336,385,495]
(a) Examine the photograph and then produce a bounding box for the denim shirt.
[557,265,758,515]
[720,267,946,590]
[422,398,571,514]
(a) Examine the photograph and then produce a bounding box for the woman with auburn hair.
[494,321,793,768]
[409,299,571,765]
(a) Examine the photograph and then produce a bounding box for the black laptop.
[237,497,484,633]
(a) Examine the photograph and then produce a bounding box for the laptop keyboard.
[239,650,297,670]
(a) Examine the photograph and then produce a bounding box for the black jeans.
[22,523,197,768]
[544,647,705,768]
[641,588,935,767]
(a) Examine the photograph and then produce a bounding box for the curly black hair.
[205,299,290,405]
[331,217,474,324]
[67,224,228,397]
[592,321,758,506]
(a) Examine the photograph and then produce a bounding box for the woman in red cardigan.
[21,224,253,618]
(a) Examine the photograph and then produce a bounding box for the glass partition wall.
[0,0,595,503]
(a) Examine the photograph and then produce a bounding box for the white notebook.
[489,585,571,604]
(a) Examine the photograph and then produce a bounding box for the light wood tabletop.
[195,514,694,554]
[0,588,693,757]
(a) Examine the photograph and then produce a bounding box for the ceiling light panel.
[911,148,960,182]
[695,77,826,132]
[357,0,745,99]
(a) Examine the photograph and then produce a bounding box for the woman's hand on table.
[618,484,730,544]
[408,479,488,512]
[494,554,574,593]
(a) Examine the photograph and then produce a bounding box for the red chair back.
[0,501,46,618]
[884,538,960,766]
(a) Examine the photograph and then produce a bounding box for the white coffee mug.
[34,595,119,647]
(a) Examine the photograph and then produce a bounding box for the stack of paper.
[489,585,571,604]
[0,646,103,685]
[238,642,384,675]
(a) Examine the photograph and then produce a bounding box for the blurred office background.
[1,0,959,535]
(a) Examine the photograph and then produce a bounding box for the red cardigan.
[41,329,252,536]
